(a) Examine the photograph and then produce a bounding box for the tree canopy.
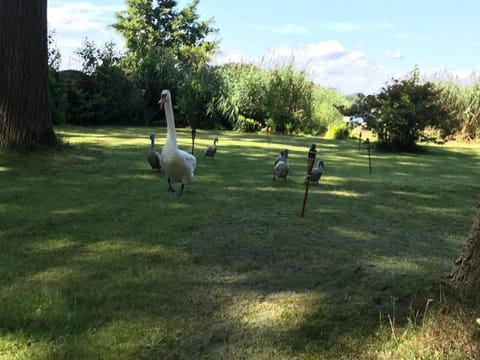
[113,0,218,67]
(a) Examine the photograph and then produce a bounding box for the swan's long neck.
[164,99,177,145]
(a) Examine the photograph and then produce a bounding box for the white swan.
[158,89,197,195]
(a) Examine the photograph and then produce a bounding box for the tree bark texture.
[448,203,480,300]
[0,0,56,150]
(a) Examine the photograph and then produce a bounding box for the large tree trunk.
[448,203,480,300]
[0,0,57,151]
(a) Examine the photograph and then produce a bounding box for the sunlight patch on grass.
[397,161,431,167]
[416,205,459,215]
[28,266,79,285]
[237,291,322,331]
[0,166,10,172]
[333,227,377,241]
[1,284,69,326]
[28,237,77,252]
[390,191,436,200]
[370,257,423,273]
[329,189,367,198]
[51,208,85,216]
[83,319,154,359]
[0,333,53,360]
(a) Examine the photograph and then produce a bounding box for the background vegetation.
[46,0,480,151]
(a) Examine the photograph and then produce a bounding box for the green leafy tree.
[47,28,68,125]
[113,0,218,68]
[113,0,218,125]
[373,68,450,151]
[176,64,225,129]
[336,92,379,128]
[66,39,143,125]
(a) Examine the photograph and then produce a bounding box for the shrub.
[325,123,350,139]
[235,115,262,132]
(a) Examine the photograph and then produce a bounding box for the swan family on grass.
[149,89,325,195]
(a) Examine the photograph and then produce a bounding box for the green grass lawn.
[1,125,479,359]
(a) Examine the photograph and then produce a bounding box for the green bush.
[325,123,350,139]
[48,70,67,125]
[235,115,262,132]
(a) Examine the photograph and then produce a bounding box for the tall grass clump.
[435,73,480,141]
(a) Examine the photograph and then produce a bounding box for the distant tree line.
[47,0,480,150]
[47,0,345,135]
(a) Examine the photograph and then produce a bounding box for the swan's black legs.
[167,178,176,193]
[178,183,185,196]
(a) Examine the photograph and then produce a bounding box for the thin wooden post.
[191,126,196,155]
[366,138,372,174]
[358,131,362,152]
[301,144,317,217]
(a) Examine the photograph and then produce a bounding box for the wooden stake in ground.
[301,144,317,217]
[191,127,196,155]
[365,138,372,174]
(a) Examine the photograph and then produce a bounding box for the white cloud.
[48,2,125,69]
[48,2,123,33]
[267,41,391,94]
[386,50,404,59]
[213,40,397,94]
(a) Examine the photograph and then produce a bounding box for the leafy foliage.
[213,63,268,129]
[64,39,143,125]
[264,63,314,133]
[112,0,220,127]
[373,69,450,151]
[325,123,350,139]
[113,0,218,69]
[436,78,480,141]
[310,85,350,135]
[46,2,348,134]
[176,64,226,129]
[47,28,67,125]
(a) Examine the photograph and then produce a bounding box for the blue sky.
[47,0,480,94]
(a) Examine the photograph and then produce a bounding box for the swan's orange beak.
[158,97,166,109]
